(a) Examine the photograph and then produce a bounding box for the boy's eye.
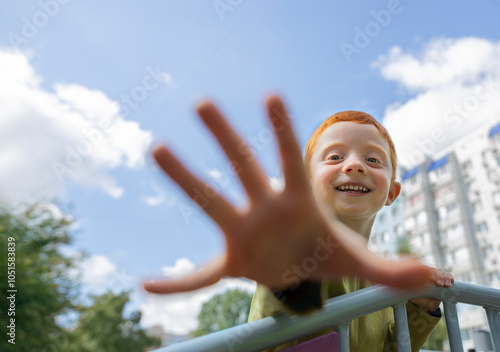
[367,157,379,163]
[328,155,341,161]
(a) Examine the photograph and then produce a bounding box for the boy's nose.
[344,167,365,174]
[342,159,366,174]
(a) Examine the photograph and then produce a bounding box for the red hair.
[304,111,397,184]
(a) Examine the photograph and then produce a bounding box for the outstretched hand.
[143,95,432,294]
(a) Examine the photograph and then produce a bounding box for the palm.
[144,96,431,294]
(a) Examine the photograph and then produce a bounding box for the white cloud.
[207,168,234,190]
[140,258,256,335]
[142,182,167,207]
[70,254,136,297]
[374,37,500,169]
[78,255,117,291]
[207,167,246,205]
[144,194,166,206]
[161,72,177,90]
[0,49,152,205]
[374,37,500,92]
[269,175,285,192]
[161,257,196,279]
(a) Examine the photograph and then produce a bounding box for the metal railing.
[152,282,500,352]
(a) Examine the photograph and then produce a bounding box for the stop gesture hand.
[144,96,432,294]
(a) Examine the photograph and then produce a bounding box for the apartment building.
[370,120,500,347]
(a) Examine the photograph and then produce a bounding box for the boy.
[247,110,453,351]
[144,96,452,349]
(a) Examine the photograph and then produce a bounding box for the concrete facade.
[370,120,500,348]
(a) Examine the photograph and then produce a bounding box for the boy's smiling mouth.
[335,183,370,194]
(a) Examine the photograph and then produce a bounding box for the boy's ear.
[385,182,401,206]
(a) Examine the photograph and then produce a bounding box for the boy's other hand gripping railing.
[152,282,500,352]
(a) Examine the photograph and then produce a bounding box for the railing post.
[338,323,350,352]
[485,308,500,351]
[443,302,464,352]
[393,303,411,352]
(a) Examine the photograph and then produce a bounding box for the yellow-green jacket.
[248,278,441,352]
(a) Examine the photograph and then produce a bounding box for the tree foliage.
[63,291,160,352]
[422,318,448,351]
[0,203,159,352]
[397,235,412,256]
[0,203,76,351]
[191,288,253,337]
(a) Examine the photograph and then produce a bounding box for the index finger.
[197,101,271,200]
[266,95,309,191]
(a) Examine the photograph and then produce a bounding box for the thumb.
[366,258,433,290]
[143,257,225,294]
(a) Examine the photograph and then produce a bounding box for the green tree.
[0,202,76,352]
[397,235,412,256]
[422,319,448,351]
[0,202,159,352]
[191,288,253,337]
[63,291,160,352]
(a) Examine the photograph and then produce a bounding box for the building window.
[484,245,494,257]
[439,203,459,220]
[455,247,469,262]
[476,222,489,234]
[488,170,497,181]
[406,194,422,208]
[472,200,483,213]
[422,232,430,245]
[482,150,490,162]
[493,133,500,144]
[382,231,390,243]
[490,271,500,282]
[493,192,500,206]
[446,225,464,241]
[460,328,470,340]
[466,180,477,192]
[416,210,427,225]
[438,206,446,220]
[462,160,472,170]
[434,185,454,200]
[404,216,416,230]
[408,175,418,186]
[410,235,422,249]
[422,254,435,267]
[392,205,398,217]
[435,164,450,178]
[378,213,385,224]
[461,271,472,282]
[445,251,455,265]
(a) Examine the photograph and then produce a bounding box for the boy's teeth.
[338,185,369,192]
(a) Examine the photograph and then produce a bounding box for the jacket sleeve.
[385,301,441,352]
[247,283,331,352]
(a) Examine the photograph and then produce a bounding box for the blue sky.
[2,0,500,334]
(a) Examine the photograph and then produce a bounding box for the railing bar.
[152,282,500,352]
[485,308,500,351]
[393,303,411,352]
[338,323,350,352]
[443,302,464,352]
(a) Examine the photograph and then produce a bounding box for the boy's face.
[309,122,400,223]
